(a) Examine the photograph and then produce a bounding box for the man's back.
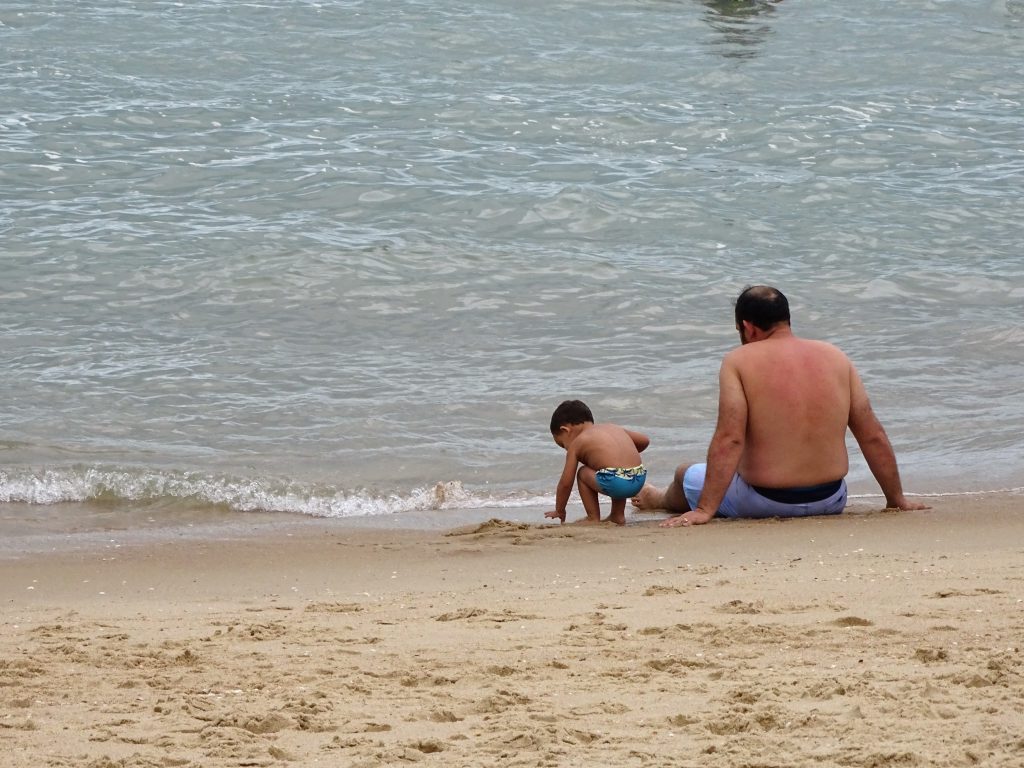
[727,334,852,488]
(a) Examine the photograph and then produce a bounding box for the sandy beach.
[2,496,1022,768]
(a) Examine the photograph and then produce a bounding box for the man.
[633,285,928,527]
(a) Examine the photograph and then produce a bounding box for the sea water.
[2,0,1023,547]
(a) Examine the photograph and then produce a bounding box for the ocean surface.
[2,0,1023,550]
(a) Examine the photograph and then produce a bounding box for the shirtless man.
[633,285,928,527]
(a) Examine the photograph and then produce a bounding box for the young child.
[545,399,650,525]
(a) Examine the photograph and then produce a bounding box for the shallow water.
[2,0,1023,540]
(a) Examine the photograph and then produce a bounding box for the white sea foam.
[0,468,549,518]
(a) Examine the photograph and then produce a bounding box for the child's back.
[571,423,643,472]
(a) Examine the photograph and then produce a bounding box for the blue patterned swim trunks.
[596,465,647,499]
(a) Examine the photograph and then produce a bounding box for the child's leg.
[606,497,627,526]
[576,466,602,522]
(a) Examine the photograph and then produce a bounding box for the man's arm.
[662,358,747,527]
[847,365,929,511]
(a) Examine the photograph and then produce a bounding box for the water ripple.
[2,0,1023,506]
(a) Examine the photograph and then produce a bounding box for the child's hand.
[544,509,566,524]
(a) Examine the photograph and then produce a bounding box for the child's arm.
[626,428,650,453]
[545,449,579,523]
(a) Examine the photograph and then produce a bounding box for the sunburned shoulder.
[731,336,846,356]
[725,336,851,372]
[800,337,851,364]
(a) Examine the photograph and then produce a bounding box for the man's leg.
[631,463,694,513]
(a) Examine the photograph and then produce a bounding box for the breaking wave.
[0,466,548,518]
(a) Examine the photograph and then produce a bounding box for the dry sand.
[1,497,1023,767]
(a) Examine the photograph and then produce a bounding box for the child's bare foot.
[631,486,664,511]
[604,513,626,526]
[544,510,565,523]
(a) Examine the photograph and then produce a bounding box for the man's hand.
[886,497,930,511]
[659,508,715,528]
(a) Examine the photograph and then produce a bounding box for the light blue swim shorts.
[681,463,847,519]
[596,465,647,500]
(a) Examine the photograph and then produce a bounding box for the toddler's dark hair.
[550,400,594,434]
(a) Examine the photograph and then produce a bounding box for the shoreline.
[2,495,1022,766]
[4,487,1019,561]
[1,489,1019,562]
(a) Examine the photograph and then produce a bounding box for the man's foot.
[544,510,565,523]
[631,485,665,511]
